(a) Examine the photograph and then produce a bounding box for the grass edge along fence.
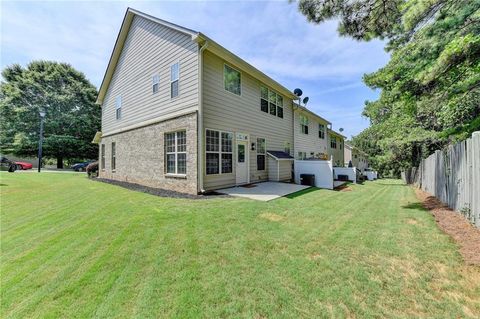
[402,131,480,228]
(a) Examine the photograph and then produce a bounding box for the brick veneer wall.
[98,112,198,194]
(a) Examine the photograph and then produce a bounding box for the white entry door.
[236,141,248,185]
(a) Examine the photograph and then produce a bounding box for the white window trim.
[300,115,309,134]
[318,123,325,139]
[223,64,242,97]
[331,136,337,149]
[165,130,187,176]
[111,142,116,172]
[170,62,180,99]
[115,96,122,120]
[205,128,234,175]
[256,137,266,171]
[101,144,105,171]
[152,74,160,94]
[260,85,283,119]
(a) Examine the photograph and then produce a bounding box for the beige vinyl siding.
[268,157,278,181]
[344,144,353,165]
[202,51,294,190]
[278,161,292,181]
[101,15,199,135]
[329,132,345,166]
[294,110,329,159]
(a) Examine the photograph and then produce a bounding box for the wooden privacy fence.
[402,131,480,228]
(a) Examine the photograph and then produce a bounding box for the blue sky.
[1,0,390,138]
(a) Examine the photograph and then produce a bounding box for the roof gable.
[96,8,198,105]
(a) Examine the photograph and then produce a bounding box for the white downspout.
[197,40,208,193]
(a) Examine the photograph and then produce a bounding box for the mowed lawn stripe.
[1,173,479,318]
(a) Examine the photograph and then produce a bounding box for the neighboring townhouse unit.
[344,142,369,171]
[293,105,331,160]
[328,129,345,167]
[96,8,299,194]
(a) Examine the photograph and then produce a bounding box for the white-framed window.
[170,63,179,98]
[298,151,307,160]
[330,136,337,149]
[206,129,233,175]
[256,138,266,171]
[101,144,105,170]
[165,131,187,175]
[339,142,343,150]
[224,64,241,95]
[115,96,122,120]
[260,86,284,119]
[300,115,309,134]
[111,142,116,171]
[152,75,160,94]
[318,123,325,139]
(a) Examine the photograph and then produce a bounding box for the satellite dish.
[293,88,303,97]
[302,97,309,105]
[339,128,344,132]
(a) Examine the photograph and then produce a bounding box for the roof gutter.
[194,33,297,100]
[197,38,208,194]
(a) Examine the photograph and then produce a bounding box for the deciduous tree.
[0,61,100,168]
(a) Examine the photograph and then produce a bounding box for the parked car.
[0,157,17,172]
[15,161,33,170]
[71,161,93,172]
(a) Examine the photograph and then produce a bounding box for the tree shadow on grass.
[285,187,320,199]
[402,202,427,210]
[0,183,7,187]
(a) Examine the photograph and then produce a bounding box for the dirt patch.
[335,184,352,192]
[259,212,284,222]
[415,188,480,266]
[308,253,322,260]
[406,218,418,225]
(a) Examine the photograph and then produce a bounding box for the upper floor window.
[318,123,325,139]
[206,129,233,175]
[170,63,179,98]
[224,65,241,95]
[339,142,343,150]
[330,136,337,149]
[115,96,122,120]
[300,115,309,134]
[260,86,283,118]
[165,131,187,175]
[260,86,268,113]
[152,75,160,94]
[257,138,266,171]
[298,151,307,160]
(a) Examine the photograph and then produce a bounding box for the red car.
[15,161,33,170]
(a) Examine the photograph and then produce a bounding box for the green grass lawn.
[1,173,479,318]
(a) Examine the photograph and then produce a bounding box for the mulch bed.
[94,178,230,200]
[415,188,480,266]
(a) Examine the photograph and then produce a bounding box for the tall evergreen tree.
[0,61,100,168]
[298,0,480,176]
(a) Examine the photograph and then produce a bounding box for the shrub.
[86,161,99,178]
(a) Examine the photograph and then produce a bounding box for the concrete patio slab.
[217,182,310,201]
